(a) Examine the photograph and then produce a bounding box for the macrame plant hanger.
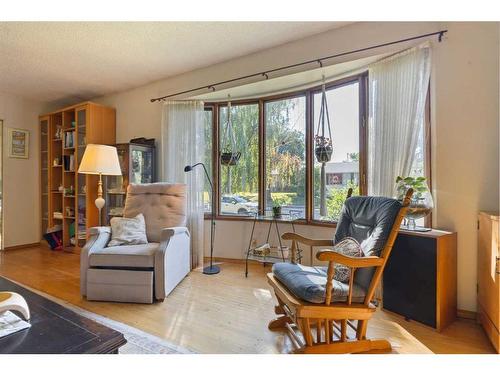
[315,76,333,217]
[220,95,241,194]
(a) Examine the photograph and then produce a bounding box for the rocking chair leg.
[268,315,292,330]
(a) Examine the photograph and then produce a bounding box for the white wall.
[92,21,499,312]
[431,22,500,312]
[0,92,46,248]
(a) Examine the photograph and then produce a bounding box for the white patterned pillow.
[108,214,148,247]
[332,237,363,283]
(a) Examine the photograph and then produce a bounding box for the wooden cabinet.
[104,142,156,223]
[477,212,500,353]
[40,102,116,252]
[383,229,457,331]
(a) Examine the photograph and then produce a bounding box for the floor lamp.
[78,144,122,226]
[184,163,219,275]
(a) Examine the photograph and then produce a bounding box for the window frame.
[203,72,381,226]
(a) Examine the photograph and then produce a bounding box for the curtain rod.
[150,29,447,103]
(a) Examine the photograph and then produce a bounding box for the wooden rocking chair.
[267,189,413,354]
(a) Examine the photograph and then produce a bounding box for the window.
[409,91,431,227]
[203,108,213,213]
[264,96,306,218]
[218,103,259,216]
[313,81,362,222]
[203,73,383,224]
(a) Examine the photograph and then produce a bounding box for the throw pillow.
[331,237,363,283]
[108,214,148,247]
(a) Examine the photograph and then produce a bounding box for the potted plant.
[395,176,434,231]
[271,195,290,217]
[314,135,333,163]
[220,150,241,166]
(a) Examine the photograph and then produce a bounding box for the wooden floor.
[0,246,495,354]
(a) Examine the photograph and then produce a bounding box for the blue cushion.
[272,262,366,304]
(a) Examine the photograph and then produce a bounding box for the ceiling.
[0,22,351,104]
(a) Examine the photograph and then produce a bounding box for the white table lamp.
[78,144,121,225]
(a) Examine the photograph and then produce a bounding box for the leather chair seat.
[89,242,159,268]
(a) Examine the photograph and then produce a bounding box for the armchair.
[81,183,190,303]
[267,189,413,353]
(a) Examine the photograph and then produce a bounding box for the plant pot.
[272,206,282,217]
[221,152,241,166]
[315,145,333,163]
[395,177,434,231]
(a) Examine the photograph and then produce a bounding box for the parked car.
[221,195,258,215]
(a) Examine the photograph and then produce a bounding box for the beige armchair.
[81,183,191,303]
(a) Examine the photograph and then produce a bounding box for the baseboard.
[457,309,477,320]
[3,242,42,251]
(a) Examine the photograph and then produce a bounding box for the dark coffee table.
[0,276,126,354]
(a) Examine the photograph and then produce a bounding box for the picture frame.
[8,128,29,159]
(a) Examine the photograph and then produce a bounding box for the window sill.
[203,214,338,228]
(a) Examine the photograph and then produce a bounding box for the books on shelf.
[53,212,63,219]
[64,130,76,148]
[63,154,75,171]
[77,225,87,240]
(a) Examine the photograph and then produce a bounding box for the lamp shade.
[78,144,122,176]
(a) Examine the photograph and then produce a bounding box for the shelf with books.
[40,102,116,252]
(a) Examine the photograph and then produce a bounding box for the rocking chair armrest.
[282,232,334,247]
[316,250,384,268]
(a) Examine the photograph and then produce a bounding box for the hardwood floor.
[0,246,495,354]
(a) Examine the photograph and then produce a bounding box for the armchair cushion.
[89,243,159,268]
[272,263,365,304]
[123,183,187,243]
[330,237,362,283]
[108,213,148,247]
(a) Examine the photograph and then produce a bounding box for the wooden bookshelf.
[39,102,116,253]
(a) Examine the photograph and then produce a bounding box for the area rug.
[6,279,195,354]
[61,304,195,354]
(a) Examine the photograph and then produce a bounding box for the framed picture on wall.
[8,128,29,159]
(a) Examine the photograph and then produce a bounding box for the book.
[0,311,31,339]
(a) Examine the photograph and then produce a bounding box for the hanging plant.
[314,135,333,163]
[220,96,241,166]
[315,78,334,217]
[314,81,333,164]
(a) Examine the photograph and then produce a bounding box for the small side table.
[245,213,302,277]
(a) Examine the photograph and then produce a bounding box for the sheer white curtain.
[161,100,205,269]
[368,45,431,197]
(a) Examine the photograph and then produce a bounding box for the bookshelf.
[39,102,116,253]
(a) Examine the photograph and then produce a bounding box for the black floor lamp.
[184,163,219,275]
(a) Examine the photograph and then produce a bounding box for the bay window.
[203,108,213,213]
[202,72,427,225]
[218,103,259,216]
[264,96,307,218]
[312,79,364,222]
